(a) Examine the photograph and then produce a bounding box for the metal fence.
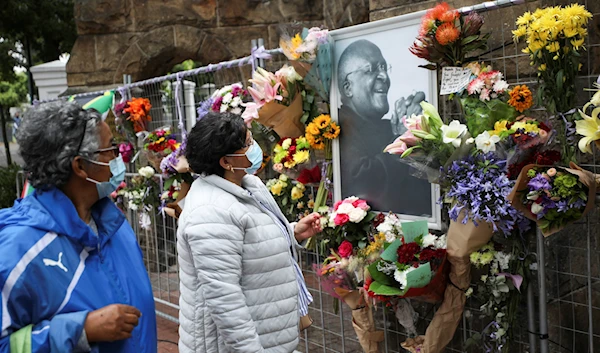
[23,0,600,351]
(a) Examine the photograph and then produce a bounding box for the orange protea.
[439,9,459,23]
[124,97,152,132]
[419,13,437,36]
[428,2,452,21]
[508,85,534,113]
[435,22,460,45]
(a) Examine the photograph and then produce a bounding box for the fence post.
[536,228,548,353]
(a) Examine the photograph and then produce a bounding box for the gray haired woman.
[0,102,157,352]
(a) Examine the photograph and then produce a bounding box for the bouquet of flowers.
[197,83,248,119]
[242,65,306,138]
[508,164,596,236]
[143,127,180,170]
[384,101,471,183]
[305,114,340,217]
[513,4,593,162]
[441,152,525,236]
[272,136,312,178]
[366,220,448,303]
[265,174,313,222]
[410,2,489,69]
[459,63,518,136]
[114,97,152,134]
[280,26,332,100]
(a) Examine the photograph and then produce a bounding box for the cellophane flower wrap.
[410,2,489,68]
[384,101,472,183]
[508,164,596,236]
[197,83,249,120]
[440,152,527,236]
[272,136,312,179]
[265,174,313,222]
[143,127,180,170]
[458,63,519,137]
[366,219,448,303]
[513,5,593,162]
[280,26,333,100]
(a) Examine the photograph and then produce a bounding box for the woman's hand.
[294,212,322,243]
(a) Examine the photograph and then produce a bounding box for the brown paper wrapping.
[508,163,597,237]
[402,212,494,353]
[290,61,312,78]
[334,288,383,353]
[257,94,305,138]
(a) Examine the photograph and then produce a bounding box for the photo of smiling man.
[335,38,433,217]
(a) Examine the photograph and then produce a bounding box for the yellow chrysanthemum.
[284,160,295,168]
[546,41,560,53]
[563,26,578,38]
[490,120,509,136]
[512,26,527,39]
[293,150,310,164]
[516,11,533,26]
[571,37,585,50]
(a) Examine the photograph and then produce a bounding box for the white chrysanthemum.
[422,233,437,248]
[128,201,138,211]
[281,138,292,150]
[434,234,447,250]
[394,267,417,289]
[222,92,233,104]
[493,80,509,93]
[231,96,241,107]
[494,252,512,271]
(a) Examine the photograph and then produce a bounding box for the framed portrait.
[330,10,442,229]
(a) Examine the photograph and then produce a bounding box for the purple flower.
[197,98,214,120]
[527,174,551,191]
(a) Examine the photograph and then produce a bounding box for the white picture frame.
[330,10,442,230]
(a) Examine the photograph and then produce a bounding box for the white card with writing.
[439,67,472,95]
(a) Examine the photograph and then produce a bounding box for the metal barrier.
[21,0,599,350]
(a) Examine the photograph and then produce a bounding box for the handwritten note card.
[440,67,472,95]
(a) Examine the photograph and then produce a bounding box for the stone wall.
[66,0,369,89]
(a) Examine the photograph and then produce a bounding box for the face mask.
[227,140,263,175]
[86,155,126,199]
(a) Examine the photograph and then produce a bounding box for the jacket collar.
[35,187,125,248]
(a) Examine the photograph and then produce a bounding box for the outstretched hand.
[294,212,322,242]
[391,92,426,136]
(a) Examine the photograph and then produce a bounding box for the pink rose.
[334,213,349,226]
[384,137,407,155]
[352,199,369,211]
[110,191,118,199]
[333,200,342,211]
[337,240,353,258]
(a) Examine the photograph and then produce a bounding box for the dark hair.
[17,102,101,190]
[185,111,247,177]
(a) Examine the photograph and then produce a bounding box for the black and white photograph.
[330,13,441,227]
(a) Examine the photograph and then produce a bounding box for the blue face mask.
[227,139,264,175]
[86,155,126,199]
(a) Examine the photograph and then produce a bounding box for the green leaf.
[556,69,564,93]
[461,35,479,45]
[381,239,402,262]
[367,262,394,286]
[368,281,406,296]
[282,196,288,206]
[163,177,175,191]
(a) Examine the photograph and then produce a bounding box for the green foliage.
[170,60,201,73]
[0,164,20,208]
[0,73,27,107]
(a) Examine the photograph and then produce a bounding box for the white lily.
[576,107,600,153]
[441,120,468,147]
[475,131,501,153]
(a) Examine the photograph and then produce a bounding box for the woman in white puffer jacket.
[177,112,321,353]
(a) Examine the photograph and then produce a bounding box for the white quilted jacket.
[177,174,301,353]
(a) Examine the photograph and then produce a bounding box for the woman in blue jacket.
[0,102,157,352]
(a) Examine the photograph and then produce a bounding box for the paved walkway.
[0,142,23,167]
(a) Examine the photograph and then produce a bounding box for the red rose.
[373,213,386,228]
[289,145,297,153]
[337,240,353,258]
[397,242,421,264]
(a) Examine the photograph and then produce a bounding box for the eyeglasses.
[94,143,120,158]
[344,63,392,82]
[242,132,254,149]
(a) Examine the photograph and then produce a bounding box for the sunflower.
[323,122,341,140]
[306,123,321,136]
[508,85,534,113]
[313,114,331,129]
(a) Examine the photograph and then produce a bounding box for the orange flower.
[508,85,534,113]
[435,22,460,45]
[439,9,459,23]
[428,2,452,21]
[124,97,152,132]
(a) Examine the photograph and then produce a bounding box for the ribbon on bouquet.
[554,108,578,144]
[249,45,273,72]
[174,72,187,141]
